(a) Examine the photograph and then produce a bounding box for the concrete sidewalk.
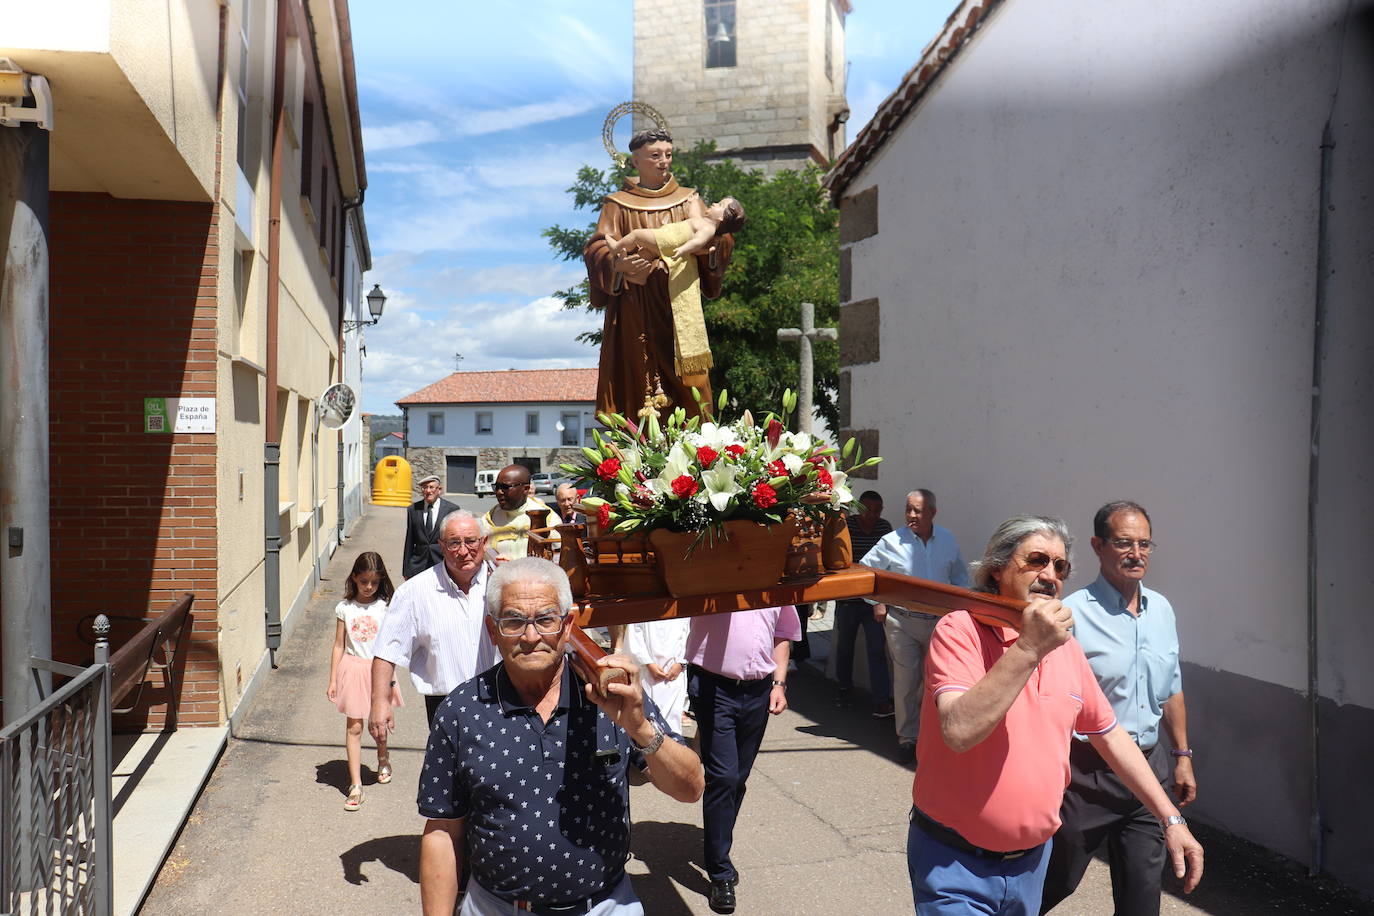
[141,500,1373,915]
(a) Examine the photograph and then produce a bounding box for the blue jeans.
[908,818,1051,915]
[833,599,892,703]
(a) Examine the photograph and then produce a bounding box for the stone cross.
[776,301,837,434]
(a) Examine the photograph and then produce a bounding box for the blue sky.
[350,1,954,414]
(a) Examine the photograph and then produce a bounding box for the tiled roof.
[824,0,1004,203]
[396,368,598,406]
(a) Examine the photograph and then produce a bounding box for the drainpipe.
[263,0,288,668]
[0,71,53,724]
[338,190,364,543]
[1304,119,1333,877]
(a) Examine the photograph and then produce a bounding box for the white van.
[474,470,498,496]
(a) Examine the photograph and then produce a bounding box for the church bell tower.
[632,0,852,174]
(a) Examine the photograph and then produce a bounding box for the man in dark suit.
[402,474,457,578]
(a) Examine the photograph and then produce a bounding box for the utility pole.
[0,63,54,724]
[776,301,837,435]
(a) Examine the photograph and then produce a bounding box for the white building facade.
[397,368,598,493]
[826,0,1372,895]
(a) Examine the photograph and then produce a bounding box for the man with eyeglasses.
[907,516,1202,915]
[371,511,498,732]
[1041,502,1195,916]
[418,557,703,916]
[483,465,557,561]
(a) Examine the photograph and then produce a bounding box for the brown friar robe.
[584,175,734,422]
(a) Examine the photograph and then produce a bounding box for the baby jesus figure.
[605,197,747,383]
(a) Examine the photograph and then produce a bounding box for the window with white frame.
[560,412,581,447]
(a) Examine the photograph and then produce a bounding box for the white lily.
[781,453,805,476]
[828,469,853,508]
[648,441,694,497]
[701,463,743,512]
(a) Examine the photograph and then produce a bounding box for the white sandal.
[344,784,363,811]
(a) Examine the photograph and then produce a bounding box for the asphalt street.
[140,496,1372,915]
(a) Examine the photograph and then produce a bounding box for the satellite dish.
[319,382,357,429]
[555,419,566,432]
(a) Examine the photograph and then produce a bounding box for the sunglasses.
[1019,551,1071,579]
[493,481,526,491]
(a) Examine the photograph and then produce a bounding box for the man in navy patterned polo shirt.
[418,557,704,916]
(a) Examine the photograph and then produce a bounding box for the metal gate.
[0,644,112,916]
[445,455,476,494]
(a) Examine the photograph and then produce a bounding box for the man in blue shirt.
[1041,501,1197,916]
[860,489,971,758]
[418,557,704,915]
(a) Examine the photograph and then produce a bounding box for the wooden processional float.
[524,508,1027,689]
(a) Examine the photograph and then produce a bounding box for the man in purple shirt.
[686,605,801,914]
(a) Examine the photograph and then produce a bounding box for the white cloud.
[361,119,443,152]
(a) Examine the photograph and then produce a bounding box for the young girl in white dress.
[617,618,691,733]
[327,551,402,811]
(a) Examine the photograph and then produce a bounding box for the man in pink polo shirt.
[686,605,801,914]
[910,516,1203,914]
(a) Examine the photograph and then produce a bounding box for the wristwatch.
[1161,814,1187,830]
[632,721,666,756]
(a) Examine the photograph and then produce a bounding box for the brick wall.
[48,192,222,728]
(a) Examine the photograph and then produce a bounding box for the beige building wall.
[633,0,848,174]
[2,0,218,200]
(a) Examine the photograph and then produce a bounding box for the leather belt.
[510,881,616,914]
[910,807,1039,861]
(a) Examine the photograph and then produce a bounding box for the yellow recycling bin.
[372,456,413,507]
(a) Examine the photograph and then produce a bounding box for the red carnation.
[766,459,788,478]
[752,482,778,509]
[597,504,612,529]
[670,475,699,499]
[815,467,833,490]
[697,446,720,468]
[808,454,828,466]
[724,444,746,459]
[596,457,621,481]
[766,418,784,448]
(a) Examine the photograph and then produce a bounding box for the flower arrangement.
[561,389,882,546]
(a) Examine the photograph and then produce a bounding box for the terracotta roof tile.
[396,368,598,407]
[824,0,1005,203]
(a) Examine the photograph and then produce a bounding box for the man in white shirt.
[371,511,498,731]
[860,489,972,759]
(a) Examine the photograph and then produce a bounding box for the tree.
[542,143,841,432]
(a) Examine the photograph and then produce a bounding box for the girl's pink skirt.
[333,652,404,719]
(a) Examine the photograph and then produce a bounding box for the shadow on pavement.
[316,757,389,793]
[630,819,707,915]
[340,834,421,886]
[784,669,912,766]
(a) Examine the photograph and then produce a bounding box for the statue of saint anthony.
[584,129,735,421]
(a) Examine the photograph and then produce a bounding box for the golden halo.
[602,101,671,168]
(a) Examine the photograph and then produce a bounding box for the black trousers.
[1040,740,1170,916]
[424,693,443,726]
[688,664,773,884]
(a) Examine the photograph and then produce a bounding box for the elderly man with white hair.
[418,557,703,916]
[371,510,498,733]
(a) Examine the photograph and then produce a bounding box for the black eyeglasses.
[1107,538,1155,553]
[493,481,526,491]
[1019,551,1071,579]
[493,611,569,637]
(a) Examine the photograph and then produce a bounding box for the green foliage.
[542,143,841,432]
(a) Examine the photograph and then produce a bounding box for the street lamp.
[343,283,386,331]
